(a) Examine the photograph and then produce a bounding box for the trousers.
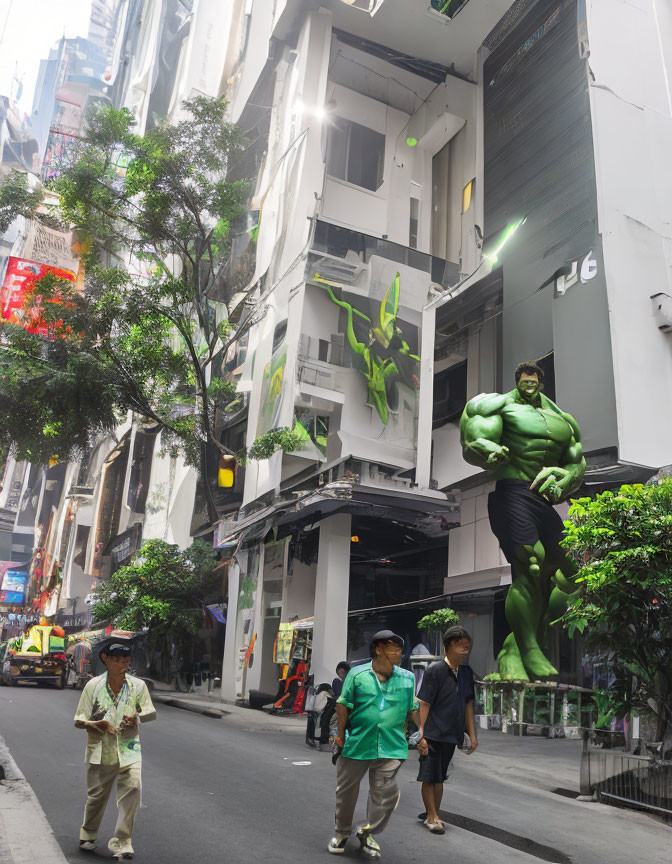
[80,761,142,853]
[334,756,402,836]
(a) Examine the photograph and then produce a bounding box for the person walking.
[416,626,477,835]
[331,661,351,699]
[74,638,156,860]
[328,631,428,859]
[305,677,331,749]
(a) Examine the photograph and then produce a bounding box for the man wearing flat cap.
[74,637,156,860]
[327,630,428,860]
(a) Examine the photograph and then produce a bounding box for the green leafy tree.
[560,480,672,750]
[0,171,42,234]
[91,539,220,656]
[0,97,301,517]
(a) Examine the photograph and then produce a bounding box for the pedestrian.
[328,631,428,859]
[74,637,156,860]
[305,678,332,749]
[306,662,351,750]
[331,661,351,700]
[416,625,477,835]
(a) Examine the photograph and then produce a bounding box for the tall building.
[215,0,519,700]
[421,0,672,683]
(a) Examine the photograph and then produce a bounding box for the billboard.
[0,256,76,334]
[0,563,27,606]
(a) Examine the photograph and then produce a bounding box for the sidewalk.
[0,731,69,864]
[149,681,306,733]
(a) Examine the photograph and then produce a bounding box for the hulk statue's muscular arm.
[459,393,512,470]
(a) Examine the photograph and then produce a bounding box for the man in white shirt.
[74,637,156,860]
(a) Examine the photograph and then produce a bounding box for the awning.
[213,479,458,550]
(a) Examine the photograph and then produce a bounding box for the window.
[272,320,287,353]
[432,361,467,428]
[326,117,385,192]
[409,198,419,249]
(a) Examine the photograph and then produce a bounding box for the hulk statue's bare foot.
[521,646,558,680]
[497,634,529,681]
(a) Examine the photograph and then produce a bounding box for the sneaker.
[79,840,96,852]
[327,834,349,854]
[305,739,317,749]
[356,827,381,859]
[109,837,134,860]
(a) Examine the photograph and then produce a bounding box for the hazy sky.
[0,0,93,115]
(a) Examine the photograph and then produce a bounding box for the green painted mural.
[314,272,419,424]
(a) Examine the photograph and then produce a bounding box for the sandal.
[424,818,445,835]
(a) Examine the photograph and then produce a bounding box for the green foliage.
[244,427,305,462]
[91,539,220,653]
[483,672,503,683]
[0,98,297,515]
[589,689,626,730]
[417,607,460,633]
[560,480,672,742]
[0,172,42,234]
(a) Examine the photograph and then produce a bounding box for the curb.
[152,692,230,719]
[0,731,69,864]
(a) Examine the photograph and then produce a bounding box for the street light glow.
[484,216,527,263]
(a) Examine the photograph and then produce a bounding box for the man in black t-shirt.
[416,626,477,834]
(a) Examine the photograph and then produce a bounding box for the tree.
[91,539,220,657]
[559,480,672,752]
[0,97,302,518]
[0,171,42,234]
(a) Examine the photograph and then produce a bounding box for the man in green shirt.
[327,631,427,859]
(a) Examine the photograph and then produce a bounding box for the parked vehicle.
[5,624,68,688]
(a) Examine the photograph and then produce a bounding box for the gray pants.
[80,762,141,854]
[334,756,403,836]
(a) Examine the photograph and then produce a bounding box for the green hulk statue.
[459,362,586,681]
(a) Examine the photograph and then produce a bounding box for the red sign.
[0,256,76,334]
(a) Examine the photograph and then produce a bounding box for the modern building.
[420,0,672,683]
[215,0,527,701]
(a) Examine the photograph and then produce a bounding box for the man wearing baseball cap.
[327,630,428,859]
[74,637,156,860]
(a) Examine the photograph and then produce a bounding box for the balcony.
[308,219,460,290]
[297,336,345,409]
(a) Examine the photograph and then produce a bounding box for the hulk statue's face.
[517,372,541,402]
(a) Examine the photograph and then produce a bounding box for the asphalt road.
[0,685,669,864]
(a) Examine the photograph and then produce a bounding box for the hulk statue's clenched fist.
[459,362,586,681]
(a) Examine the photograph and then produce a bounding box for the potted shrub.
[417,607,459,656]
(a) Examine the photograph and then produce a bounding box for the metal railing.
[581,736,672,818]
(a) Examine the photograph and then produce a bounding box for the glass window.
[432,361,467,428]
[326,117,385,192]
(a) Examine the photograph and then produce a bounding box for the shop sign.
[0,256,76,333]
[555,251,598,297]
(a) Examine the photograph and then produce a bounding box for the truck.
[4,624,68,688]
